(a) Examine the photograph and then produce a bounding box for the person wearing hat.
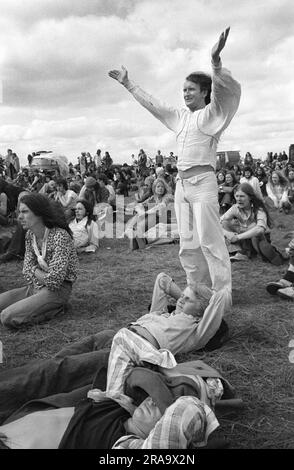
[109,28,241,308]
[0,327,226,449]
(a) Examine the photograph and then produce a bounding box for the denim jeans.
[175,172,231,294]
[0,283,72,328]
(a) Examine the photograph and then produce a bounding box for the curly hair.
[269,170,289,188]
[152,178,171,196]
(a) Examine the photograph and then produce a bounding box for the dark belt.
[127,325,159,349]
[178,165,214,179]
[64,280,73,286]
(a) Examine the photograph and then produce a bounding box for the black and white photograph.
[0,0,293,453]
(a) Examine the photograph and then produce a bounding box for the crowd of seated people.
[125,178,175,250]
[0,146,293,449]
[0,147,293,264]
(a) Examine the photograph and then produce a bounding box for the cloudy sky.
[0,0,293,166]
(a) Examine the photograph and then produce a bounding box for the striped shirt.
[87,328,220,449]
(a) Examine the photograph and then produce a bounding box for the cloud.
[0,0,293,163]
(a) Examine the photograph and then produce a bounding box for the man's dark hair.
[97,173,108,185]
[56,178,68,190]
[185,72,212,105]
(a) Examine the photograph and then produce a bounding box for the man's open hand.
[211,27,230,64]
[108,65,128,85]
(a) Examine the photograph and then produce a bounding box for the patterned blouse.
[23,227,78,291]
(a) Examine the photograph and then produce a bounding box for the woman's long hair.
[19,193,73,237]
[75,199,95,226]
[268,170,288,188]
[216,170,226,183]
[152,178,170,197]
[225,170,237,186]
[234,182,272,228]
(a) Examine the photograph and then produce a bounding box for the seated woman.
[218,170,237,215]
[232,164,242,183]
[266,170,291,214]
[255,166,268,198]
[240,165,263,200]
[69,199,99,253]
[55,178,78,222]
[220,183,283,264]
[125,178,174,249]
[0,193,78,328]
[113,170,129,196]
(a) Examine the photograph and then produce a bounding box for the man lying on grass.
[127,272,230,355]
[0,328,237,449]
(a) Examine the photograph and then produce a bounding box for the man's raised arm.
[199,27,241,137]
[108,65,180,132]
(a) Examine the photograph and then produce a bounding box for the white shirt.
[240,175,263,200]
[69,217,99,252]
[124,61,241,171]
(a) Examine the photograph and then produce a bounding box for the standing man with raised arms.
[109,28,241,305]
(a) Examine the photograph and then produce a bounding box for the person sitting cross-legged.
[220,182,284,265]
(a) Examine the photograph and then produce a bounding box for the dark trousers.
[0,329,116,425]
[5,223,26,257]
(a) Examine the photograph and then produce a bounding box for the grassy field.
[0,205,293,449]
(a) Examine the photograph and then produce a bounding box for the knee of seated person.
[157,272,170,289]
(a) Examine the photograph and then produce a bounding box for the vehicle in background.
[216,150,241,171]
[28,151,69,177]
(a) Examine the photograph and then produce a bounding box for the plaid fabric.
[88,328,220,449]
[113,396,219,449]
[88,328,177,415]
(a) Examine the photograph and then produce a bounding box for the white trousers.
[174,172,231,294]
